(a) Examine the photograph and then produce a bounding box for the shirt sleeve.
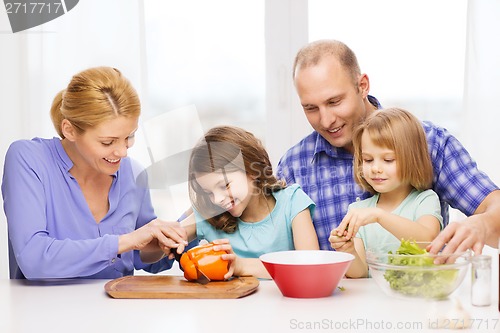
[284,184,315,227]
[425,122,499,215]
[414,190,444,230]
[2,141,119,279]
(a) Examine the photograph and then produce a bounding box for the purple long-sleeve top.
[2,137,172,279]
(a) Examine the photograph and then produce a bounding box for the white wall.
[462,0,500,186]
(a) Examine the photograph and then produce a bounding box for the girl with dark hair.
[180,126,319,279]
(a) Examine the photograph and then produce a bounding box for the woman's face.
[195,169,255,218]
[70,116,138,175]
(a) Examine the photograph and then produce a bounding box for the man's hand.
[427,217,486,263]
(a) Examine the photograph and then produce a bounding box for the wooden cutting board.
[104,275,259,299]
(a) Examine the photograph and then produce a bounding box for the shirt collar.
[312,133,353,162]
[53,137,118,177]
[53,137,74,172]
[368,95,382,109]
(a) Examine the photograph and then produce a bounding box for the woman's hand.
[119,219,188,262]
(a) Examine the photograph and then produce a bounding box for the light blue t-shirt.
[195,184,315,258]
[2,137,173,279]
[353,189,443,254]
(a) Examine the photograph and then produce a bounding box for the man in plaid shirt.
[276,40,500,255]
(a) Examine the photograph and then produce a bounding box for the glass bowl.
[366,241,471,300]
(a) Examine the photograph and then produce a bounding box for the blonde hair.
[293,39,361,87]
[188,126,286,233]
[50,66,140,138]
[352,108,433,194]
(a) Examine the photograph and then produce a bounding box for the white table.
[1,254,498,333]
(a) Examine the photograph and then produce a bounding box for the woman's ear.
[61,119,77,141]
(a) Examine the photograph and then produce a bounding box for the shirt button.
[111,258,116,263]
[356,197,361,202]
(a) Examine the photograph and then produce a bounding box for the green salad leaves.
[383,240,459,299]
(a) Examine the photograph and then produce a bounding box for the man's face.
[294,57,369,152]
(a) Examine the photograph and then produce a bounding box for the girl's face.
[360,131,407,195]
[68,116,138,176]
[195,170,255,218]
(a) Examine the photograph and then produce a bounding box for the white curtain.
[463,0,500,185]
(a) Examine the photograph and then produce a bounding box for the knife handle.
[171,249,184,272]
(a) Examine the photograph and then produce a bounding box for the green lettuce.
[383,240,458,299]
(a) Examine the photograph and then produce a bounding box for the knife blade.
[196,267,211,285]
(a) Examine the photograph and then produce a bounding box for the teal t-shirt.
[195,184,315,258]
[354,189,443,254]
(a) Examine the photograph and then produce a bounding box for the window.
[308,0,468,220]
[139,0,469,220]
[141,0,265,219]
[308,0,467,134]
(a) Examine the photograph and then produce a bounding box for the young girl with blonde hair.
[329,108,443,278]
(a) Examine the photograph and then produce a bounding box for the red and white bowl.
[260,250,354,298]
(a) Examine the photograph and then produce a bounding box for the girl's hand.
[329,230,356,254]
[334,207,382,240]
[211,238,236,279]
[211,239,272,279]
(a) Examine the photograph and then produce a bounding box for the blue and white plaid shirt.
[276,96,499,250]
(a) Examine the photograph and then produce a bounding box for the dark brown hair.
[188,126,286,233]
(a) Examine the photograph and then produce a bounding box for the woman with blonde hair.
[2,66,186,279]
[329,108,443,278]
